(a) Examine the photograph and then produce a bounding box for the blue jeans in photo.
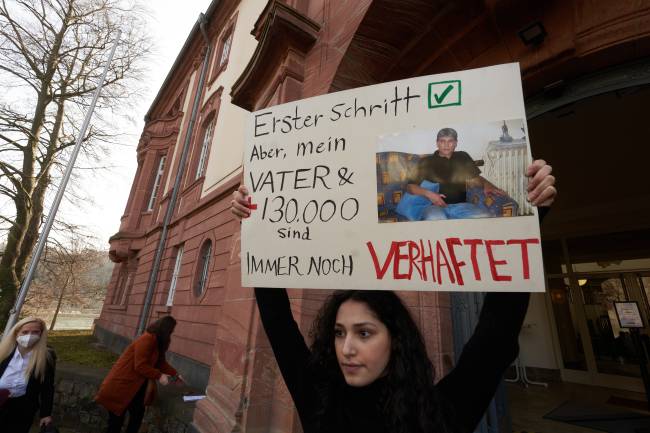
[421,202,491,221]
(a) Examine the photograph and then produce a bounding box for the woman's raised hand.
[527,159,557,207]
[231,185,251,219]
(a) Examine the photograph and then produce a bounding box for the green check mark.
[427,80,461,108]
[433,84,454,104]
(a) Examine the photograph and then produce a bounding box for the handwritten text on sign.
[241,63,544,292]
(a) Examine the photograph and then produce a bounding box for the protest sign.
[241,63,544,292]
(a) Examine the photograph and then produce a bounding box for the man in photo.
[404,127,505,220]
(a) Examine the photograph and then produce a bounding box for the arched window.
[194,240,212,297]
[166,244,184,306]
[147,155,166,211]
[112,264,128,304]
[195,118,215,180]
[218,29,233,69]
[209,18,236,81]
[113,259,137,305]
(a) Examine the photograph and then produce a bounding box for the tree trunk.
[0,263,19,330]
[49,277,69,331]
[0,88,59,328]
[0,194,31,329]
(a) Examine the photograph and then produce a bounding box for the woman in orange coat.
[96,315,180,433]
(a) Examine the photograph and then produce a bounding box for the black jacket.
[0,346,56,418]
[255,288,529,433]
[254,209,549,433]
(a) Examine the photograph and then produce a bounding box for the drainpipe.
[137,13,212,335]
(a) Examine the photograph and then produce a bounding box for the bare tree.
[23,228,111,330]
[0,0,150,327]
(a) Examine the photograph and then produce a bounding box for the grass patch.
[48,330,118,369]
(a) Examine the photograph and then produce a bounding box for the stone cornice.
[108,230,146,263]
[231,0,320,110]
[136,112,184,151]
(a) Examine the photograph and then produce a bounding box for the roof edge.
[144,0,222,121]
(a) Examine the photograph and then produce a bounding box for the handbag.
[143,378,157,406]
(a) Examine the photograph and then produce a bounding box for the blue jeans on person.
[421,202,491,220]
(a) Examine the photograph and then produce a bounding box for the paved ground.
[26,379,647,432]
[508,381,649,433]
[29,424,75,432]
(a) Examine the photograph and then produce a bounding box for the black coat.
[0,346,56,418]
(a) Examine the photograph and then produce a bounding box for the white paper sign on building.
[615,302,644,328]
[241,63,544,292]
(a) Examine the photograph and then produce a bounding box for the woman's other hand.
[526,159,557,206]
[231,185,251,219]
[159,374,170,386]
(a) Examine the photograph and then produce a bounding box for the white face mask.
[16,334,40,348]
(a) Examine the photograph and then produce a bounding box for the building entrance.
[526,62,650,392]
[548,260,650,392]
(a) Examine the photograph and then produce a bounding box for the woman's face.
[16,321,43,349]
[334,300,392,387]
[18,321,42,337]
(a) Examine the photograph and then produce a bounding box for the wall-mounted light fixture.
[518,21,547,46]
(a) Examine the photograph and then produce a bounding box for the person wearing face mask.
[231,160,557,433]
[0,317,57,433]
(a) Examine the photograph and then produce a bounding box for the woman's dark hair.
[309,290,450,433]
[146,315,177,357]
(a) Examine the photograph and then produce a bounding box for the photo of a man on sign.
[376,119,530,223]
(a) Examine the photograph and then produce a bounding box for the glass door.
[548,272,647,392]
[548,277,588,373]
[579,275,640,380]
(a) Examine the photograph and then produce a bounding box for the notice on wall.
[615,302,644,328]
[241,63,545,292]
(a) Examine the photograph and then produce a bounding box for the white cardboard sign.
[241,63,544,292]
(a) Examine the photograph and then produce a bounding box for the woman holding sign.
[232,160,556,433]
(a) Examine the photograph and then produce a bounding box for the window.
[209,22,235,83]
[194,240,212,297]
[113,261,136,305]
[166,245,184,306]
[119,273,133,305]
[195,119,214,180]
[147,155,166,211]
[112,264,128,304]
[218,30,233,69]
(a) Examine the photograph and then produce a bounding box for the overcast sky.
[57,0,214,247]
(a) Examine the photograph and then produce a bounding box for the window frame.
[217,29,233,70]
[113,259,137,306]
[147,155,167,211]
[208,14,238,84]
[194,240,212,298]
[166,245,184,306]
[112,264,128,304]
[194,118,215,180]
